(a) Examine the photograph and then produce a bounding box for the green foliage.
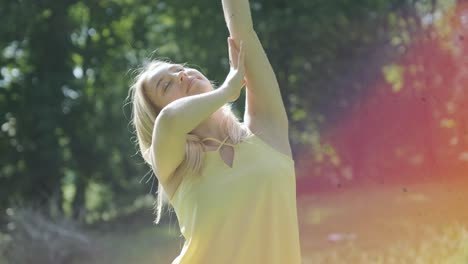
[0,0,450,224]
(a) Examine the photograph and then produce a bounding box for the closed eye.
[164,81,172,92]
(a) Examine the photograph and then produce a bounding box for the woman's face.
[144,63,213,110]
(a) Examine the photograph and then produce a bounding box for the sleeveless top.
[169,133,302,264]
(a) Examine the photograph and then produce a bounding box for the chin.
[197,80,214,91]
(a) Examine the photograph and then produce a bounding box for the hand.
[228,37,247,86]
[223,37,246,102]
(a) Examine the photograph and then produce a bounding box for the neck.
[190,109,227,143]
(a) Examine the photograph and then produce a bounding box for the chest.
[195,141,294,202]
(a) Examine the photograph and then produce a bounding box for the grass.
[84,221,182,264]
[82,220,468,264]
[3,178,468,264]
[303,223,468,263]
[77,178,468,264]
[297,178,468,263]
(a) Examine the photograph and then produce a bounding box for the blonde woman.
[129,0,301,263]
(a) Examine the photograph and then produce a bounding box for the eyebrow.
[155,77,164,96]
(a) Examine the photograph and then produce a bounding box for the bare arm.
[222,0,289,142]
[151,88,231,183]
[151,47,246,183]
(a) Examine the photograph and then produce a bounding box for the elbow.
[156,107,190,134]
[155,109,176,133]
[158,103,183,123]
[158,107,174,119]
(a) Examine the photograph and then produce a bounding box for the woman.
[129,0,302,263]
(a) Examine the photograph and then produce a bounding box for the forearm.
[160,87,232,134]
[222,0,262,88]
[222,0,254,39]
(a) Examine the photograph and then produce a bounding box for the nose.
[178,71,187,83]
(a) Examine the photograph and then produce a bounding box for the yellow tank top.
[169,133,302,264]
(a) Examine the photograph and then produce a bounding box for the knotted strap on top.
[201,136,236,152]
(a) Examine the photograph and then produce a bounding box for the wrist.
[219,83,238,103]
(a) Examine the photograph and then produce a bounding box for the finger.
[227,37,234,67]
[229,37,239,51]
[229,37,239,67]
[237,40,245,72]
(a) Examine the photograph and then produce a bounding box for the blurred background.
[1,0,468,263]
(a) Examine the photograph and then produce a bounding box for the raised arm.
[222,0,291,154]
[221,0,254,37]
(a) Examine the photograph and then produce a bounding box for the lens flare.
[296,2,468,261]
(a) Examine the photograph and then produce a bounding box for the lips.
[187,78,196,92]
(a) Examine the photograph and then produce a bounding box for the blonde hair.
[127,60,251,224]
